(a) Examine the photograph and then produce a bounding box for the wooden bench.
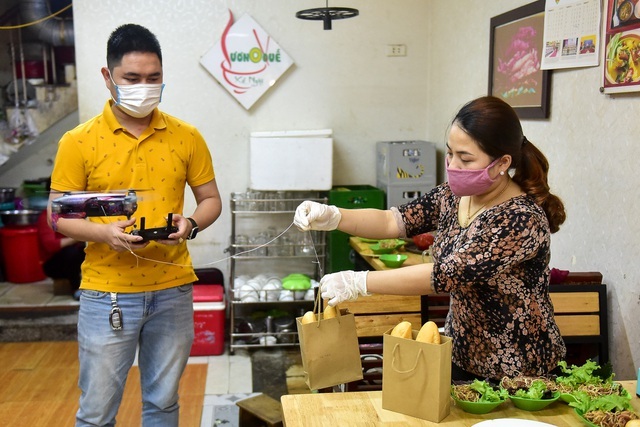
[339,294,425,338]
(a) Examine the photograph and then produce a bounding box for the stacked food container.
[376,140,437,208]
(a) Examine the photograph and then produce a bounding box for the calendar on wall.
[541,0,602,70]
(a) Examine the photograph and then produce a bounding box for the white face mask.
[109,73,164,118]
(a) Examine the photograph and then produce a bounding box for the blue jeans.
[75,285,194,427]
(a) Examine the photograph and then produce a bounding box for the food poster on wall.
[200,11,294,109]
[602,0,640,93]
[541,0,601,70]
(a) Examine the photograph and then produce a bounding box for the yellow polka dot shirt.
[50,101,215,292]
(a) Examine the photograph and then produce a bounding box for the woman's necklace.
[463,178,510,227]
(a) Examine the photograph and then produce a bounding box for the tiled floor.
[0,277,78,308]
[0,279,309,427]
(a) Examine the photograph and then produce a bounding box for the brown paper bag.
[381,328,452,422]
[296,308,363,390]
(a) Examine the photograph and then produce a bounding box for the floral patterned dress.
[396,183,566,380]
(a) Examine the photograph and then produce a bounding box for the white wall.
[425,0,639,380]
[20,0,639,378]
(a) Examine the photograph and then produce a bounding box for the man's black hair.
[106,24,162,71]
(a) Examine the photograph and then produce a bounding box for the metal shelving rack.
[228,191,327,353]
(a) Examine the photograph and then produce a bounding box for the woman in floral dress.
[294,96,566,381]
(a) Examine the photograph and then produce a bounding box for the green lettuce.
[569,390,632,414]
[468,379,508,403]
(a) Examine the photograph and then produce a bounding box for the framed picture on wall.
[601,0,640,94]
[489,0,550,119]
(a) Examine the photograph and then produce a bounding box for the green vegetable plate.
[573,408,598,427]
[508,392,560,411]
[369,239,406,254]
[379,254,408,268]
[450,394,506,414]
[559,393,576,404]
[358,237,379,243]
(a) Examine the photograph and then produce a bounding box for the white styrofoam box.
[250,130,333,191]
[377,140,437,185]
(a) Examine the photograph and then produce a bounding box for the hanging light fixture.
[296,1,359,30]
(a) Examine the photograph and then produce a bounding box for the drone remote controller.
[130,213,179,242]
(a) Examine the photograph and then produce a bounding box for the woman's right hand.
[320,270,370,306]
[293,201,341,231]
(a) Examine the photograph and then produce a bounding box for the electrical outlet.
[386,44,407,57]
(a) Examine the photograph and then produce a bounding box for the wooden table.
[349,236,428,271]
[338,237,429,337]
[281,381,639,427]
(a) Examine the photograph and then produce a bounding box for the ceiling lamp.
[295,1,359,30]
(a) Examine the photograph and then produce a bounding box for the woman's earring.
[500,171,505,175]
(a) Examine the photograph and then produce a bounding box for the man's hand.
[105,217,149,251]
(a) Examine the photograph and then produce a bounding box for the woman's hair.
[452,96,566,233]
[107,24,162,71]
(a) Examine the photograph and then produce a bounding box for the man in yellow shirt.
[47,23,222,426]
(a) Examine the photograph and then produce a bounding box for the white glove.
[294,201,341,231]
[320,270,370,306]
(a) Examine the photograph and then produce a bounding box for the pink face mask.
[446,157,502,196]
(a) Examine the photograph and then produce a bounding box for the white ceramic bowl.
[260,283,281,301]
[259,335,276,346]
[279,290,294,301]
[238,284,259,301]
[265,277,282,287]
[234,276,248,288]
[304,288,315,300]
[253,274,269,286]
[240,293,259,303]
[245,279,262,291]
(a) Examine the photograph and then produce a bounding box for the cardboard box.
[191,285,226,356]
[250,130,333,191]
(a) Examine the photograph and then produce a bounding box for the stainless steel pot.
[234,318,266,343]
[0,209,41,226]
[274,316,296,343]
[0,188,16,203]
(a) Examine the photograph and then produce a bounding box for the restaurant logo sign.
[200,12,294,110]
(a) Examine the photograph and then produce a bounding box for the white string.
[122,221,321,270]
[307,228,324,278]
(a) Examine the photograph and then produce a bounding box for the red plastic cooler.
[0,226,46,283]
[191,284,226,356]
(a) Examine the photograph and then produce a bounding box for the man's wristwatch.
[186,217,199,240]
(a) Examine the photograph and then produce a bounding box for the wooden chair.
[548,272,608,366]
